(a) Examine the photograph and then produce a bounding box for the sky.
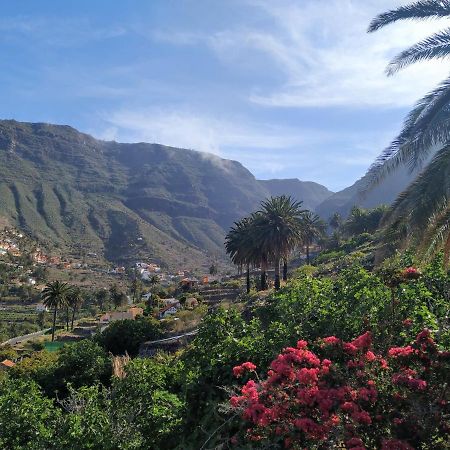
[1,0,449,191]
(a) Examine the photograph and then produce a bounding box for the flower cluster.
[232,362,256,378]
[229,330,449,449]
[401,267,422,280]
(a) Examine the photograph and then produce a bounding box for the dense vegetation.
[0,245,448,448]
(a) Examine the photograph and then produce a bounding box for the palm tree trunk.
[306,244,310,264]
[274,257,281,290]
[71,308,76,331]
[246,263,250,294]
[283,258,288,281]
[66,306,69,331]
[260,270,266,291]
[51,307,57,342]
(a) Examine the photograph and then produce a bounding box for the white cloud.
[98,108,329,154]
[243,0,450,108]
[153,0,450,109]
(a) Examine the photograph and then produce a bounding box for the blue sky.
[1,0,449,191]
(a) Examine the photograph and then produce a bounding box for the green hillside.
[0,120,271,268]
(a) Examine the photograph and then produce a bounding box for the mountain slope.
[0,120,270,268]
[315,165,423,219]
[258,179,333,211]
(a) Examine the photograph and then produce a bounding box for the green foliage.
[0,378,58,449]
[111,358,184,449]
[95,317,161,356]
[55,340,111,392]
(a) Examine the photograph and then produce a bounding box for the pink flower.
[364,351,376,362]
[233,362,256,377]
[350,332,372,351]
[388,346,414,358]
[323,336,341,345]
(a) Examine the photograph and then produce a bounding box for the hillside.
[0,120,275,268]
[258,178,333,211]
[315,165,423,219]
[0,120,331,268]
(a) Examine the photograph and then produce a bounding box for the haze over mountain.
[314,163,426,220]
[258,179,333,211]
[0,120,335,268]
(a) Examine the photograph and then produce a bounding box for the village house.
[0,359,16,370]
[99,306,144,324]
[180,277,199,290]
[161,298,179,307]
[157,304,179,319]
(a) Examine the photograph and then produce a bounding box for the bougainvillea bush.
[229,329,449,449]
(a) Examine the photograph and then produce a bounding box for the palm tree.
[329,212,342,231]
[41,281,70,341]
[225,216,256,293]
[367,0,450,265]
[66,287,83,331]
[300,211,327,264]
[256,196,305,290]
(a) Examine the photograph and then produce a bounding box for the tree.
[0,378,58,449]
[209,263,218,276]
[95,288,109,311]
[257,196,305,289]
[225,216,257,293]
[66,287,83,331]
[367,0,450,265]
[42,281,71,341]
[95,317,162,356]
[300,211,327,264]
[130,270,143,304]
[329,212,342,231]
[109,285,127,309]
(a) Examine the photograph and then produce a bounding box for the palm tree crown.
[256,196,305,289]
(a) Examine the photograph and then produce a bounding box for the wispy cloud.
[92,106,391,190]
[152,0,450,109]
[0,16,126,47]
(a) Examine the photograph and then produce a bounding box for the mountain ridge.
[0,119,333,268]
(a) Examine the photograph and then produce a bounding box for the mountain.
[258,179,333,211]
[0,120,274,268]
[0,120,331,269]
[315,165,422,220]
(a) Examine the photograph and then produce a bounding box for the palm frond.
[368,0,450,32]
[381,146,450,258]
[387,28,450,74]
[364,74,450,189]
[420,200,450,263]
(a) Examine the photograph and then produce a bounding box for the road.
[1,328,51,346]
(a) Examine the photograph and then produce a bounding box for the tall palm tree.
[367,0,450,265]
[66,287,83,331]
[41,281,70,342]
[256,196,305,290]
[300,211,327,264]
[225,216,257,293]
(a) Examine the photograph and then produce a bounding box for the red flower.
[388,346,414,358]
[350,332,372,351]
[233,362,256,377]
[322,336,341,346]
